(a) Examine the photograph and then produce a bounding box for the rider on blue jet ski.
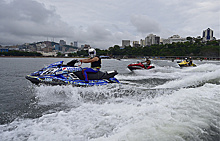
[79,48,101,83]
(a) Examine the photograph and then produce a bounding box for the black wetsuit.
[82,56,101,82]
[91,56,101,68]
[188,59,192,66]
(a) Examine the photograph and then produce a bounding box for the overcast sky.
[1,0,219,49]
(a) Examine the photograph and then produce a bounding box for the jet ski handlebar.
[67,59,80,67]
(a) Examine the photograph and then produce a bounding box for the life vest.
[91,56,101,68]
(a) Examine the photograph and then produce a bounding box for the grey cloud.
[1,0,219,48]
[0,0,121,48]
[130,15,161,34]
[0,0,71,45]
[71,25,118,48]
[87,25,112,40]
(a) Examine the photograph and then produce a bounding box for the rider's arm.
[80,58,90,62]
[80,57,99,63]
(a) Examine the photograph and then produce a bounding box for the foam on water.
[180,63,220,73]
[117,66,179,80]
[118,63,220,89]
[1,60,220,141]
[92,83,220,141]
[33,84,137,105]
[0,83,219,141]
[34,85,82,106]
[155,65,220,89]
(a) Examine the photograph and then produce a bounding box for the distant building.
[160,38,170,44]
[169,35,187,43]
[133,41,140,47]
[82,44,91,50]
[59,40,66,46]
[38,51,57,57]
[74,41,78,47]
[140,39,145,47]
[54,44,62,51]
[42,47,52,53]
[0,48,9,52]
[155,36,160,45]
[61,45,78,53]
[36,42,46,50]
[70,42,73,46]
[161,35,187,44]
[122,40,130,47]
[8,46,19,51]
[202,28,214,42]
[145,34,160,46]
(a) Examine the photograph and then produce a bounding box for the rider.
[188,57,192,66]
[79,48,101,83]
[142,57,151,68]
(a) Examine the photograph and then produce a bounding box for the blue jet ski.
[25,59,120,86]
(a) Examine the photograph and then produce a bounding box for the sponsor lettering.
[45,78,52,81]
[62,67,82,72]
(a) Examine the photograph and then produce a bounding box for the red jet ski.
[127,62,155,71]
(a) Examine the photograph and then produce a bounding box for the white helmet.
[88,48,96,58]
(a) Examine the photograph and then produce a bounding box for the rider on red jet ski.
[142,57,151,69]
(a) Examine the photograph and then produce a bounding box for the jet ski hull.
[25,60,120,86]
[26,75,119,86]
[127,62,154,71]
[178,60,196,67]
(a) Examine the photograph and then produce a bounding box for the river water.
[0,58,219,141]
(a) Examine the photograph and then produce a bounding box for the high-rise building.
[122,40,130,47]
[74,41,78,47]
[133,41,140,47]
[155,36,160,45]
[140,39,145,47]
[202,28,214,42]
[145,34,160,46]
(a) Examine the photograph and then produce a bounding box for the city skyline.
[0,27,217,49]
[0,0,219,49]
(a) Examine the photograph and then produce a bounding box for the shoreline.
[1,56,220,61]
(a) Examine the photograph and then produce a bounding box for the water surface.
[0,58,219,141]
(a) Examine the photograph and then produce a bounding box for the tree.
[57,52,62,57]
[77,50,88,57]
